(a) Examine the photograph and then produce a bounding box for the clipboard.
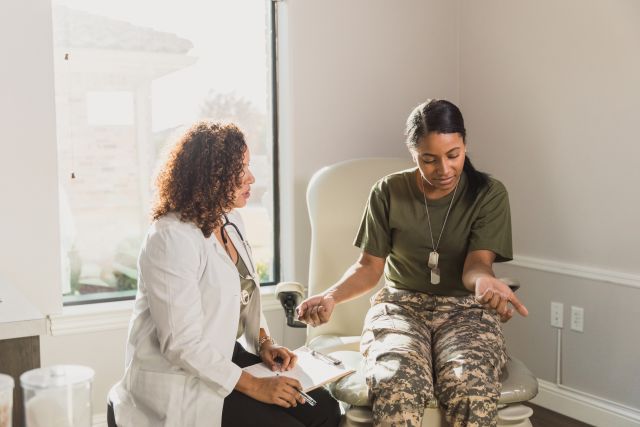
[243,346,355,392]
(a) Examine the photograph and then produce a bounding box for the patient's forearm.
[462,250,497,292]
[323,258,382,305]
[462,263,495,292]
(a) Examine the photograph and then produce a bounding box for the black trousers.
[222,342,341,427]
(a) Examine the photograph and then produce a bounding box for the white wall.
[277,0,460,284]
[0,0,62,315]
[459,0,640,417]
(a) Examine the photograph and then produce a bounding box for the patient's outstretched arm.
[297,251,384,327]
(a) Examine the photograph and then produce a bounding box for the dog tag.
[427,251,439,269]
[430,268,441,285]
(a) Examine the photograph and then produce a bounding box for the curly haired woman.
[109,122,340,427]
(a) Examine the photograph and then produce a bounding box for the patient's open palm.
[475,277,528,322]
[296,294,336,327]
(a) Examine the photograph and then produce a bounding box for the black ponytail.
[463,156,489,198]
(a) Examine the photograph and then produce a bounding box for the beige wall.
[460,0,640,411]
[494,263,640,409]
[460,1,640,271]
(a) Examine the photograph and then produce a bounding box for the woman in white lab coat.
[109,122,340,427]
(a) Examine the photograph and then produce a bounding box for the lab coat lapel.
[209,232,237,271]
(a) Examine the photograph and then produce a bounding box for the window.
[52,0,278,304]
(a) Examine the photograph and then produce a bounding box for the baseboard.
[533,379,640,427]
[93,413,107,427]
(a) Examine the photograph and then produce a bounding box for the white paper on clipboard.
[243,346,355,392]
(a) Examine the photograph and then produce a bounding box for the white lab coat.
[110,211,270,427]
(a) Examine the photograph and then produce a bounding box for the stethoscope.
[221,214,257,305]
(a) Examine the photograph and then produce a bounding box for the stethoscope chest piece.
[240,289,251,305]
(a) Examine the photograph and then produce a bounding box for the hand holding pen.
[274,370,316,406]
[273,360,316,406]
[297,389,317,406]
[237,371,307,408]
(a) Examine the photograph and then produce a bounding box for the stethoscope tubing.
[221,214,257,280]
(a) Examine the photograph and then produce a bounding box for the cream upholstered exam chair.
[298,157,538,427]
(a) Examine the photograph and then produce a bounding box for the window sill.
[48,300,134,336]
[48,287,281,336]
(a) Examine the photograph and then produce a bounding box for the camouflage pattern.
[361,286,507,427]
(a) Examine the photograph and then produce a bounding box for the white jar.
[0,373,14,427]
[20,365,94,427]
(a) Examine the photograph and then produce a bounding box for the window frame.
[62,0,281,306]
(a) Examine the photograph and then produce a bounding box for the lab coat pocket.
[131,368,186,423]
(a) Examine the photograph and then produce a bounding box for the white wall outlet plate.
[551,301,564,328]
[571,306,584,332]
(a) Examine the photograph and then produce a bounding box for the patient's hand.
[296,294,336,327]
[475,277,528,322]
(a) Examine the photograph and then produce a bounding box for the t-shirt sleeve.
[467,180,513,262]
[353,179,391,258]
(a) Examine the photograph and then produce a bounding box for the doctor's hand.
[296,294,336,327]
[259,343,298,371]
[475,277,528,323]
[237,372,305,408]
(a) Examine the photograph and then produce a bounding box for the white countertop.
[0,278,47,339]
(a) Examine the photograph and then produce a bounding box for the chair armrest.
[498,356,539,404]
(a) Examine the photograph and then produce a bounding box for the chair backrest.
[306,157,414,342]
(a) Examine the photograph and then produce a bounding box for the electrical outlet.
[571,306,584,332]
[550,301,564,328]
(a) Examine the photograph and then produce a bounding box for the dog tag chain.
[418,173,459,285]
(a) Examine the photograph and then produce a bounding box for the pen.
[297,389,317,406]
[311,349,342,366]
[275,370,316,406]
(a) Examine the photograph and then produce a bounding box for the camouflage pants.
[361,286,507,427]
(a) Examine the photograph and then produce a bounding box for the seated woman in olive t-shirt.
[297,99,528,427]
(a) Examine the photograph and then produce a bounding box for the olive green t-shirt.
[354,169,512,296]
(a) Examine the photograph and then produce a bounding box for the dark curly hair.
[152,121,247,238]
